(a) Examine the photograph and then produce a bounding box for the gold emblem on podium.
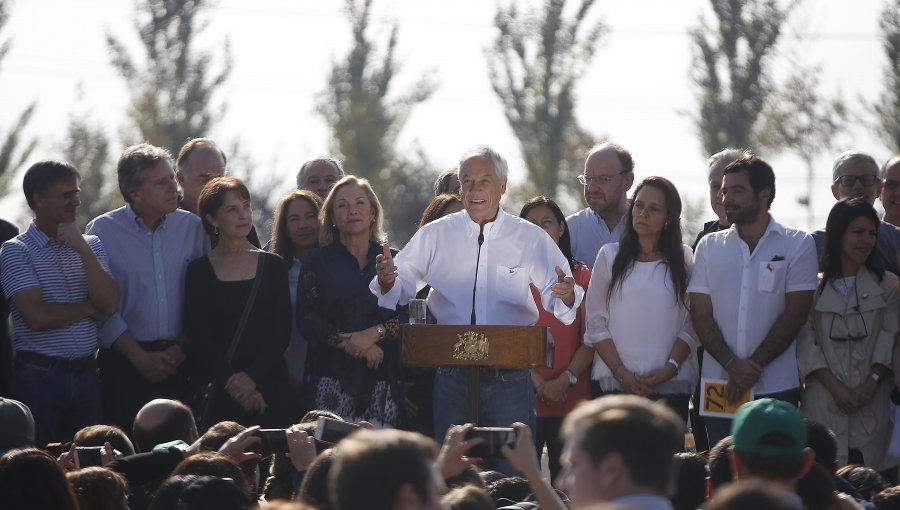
[453,331,489,361]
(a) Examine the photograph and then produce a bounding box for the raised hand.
[550,266,576,307]
[375,243,398,291]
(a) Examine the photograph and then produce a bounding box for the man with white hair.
[370,145,583,460]
[296,156,345,200]
[811,150,900,276]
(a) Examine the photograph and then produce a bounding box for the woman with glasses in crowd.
[798,197,899,471]
[584,176,697,423]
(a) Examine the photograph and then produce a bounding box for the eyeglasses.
[577,170,628,186]
[834,174,880,188]
[829,311,868,342]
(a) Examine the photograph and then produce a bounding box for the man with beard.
[566,143,634,269]
[687,156,817,447]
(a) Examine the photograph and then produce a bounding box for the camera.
[314,417,360,445]
[464,427,516,458]
[76,446,105,467]
[254,429,289,456]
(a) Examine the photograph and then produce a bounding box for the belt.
[140,339,179,352]
[16,351,97,372]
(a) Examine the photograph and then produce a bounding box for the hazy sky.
[0,0,892,232]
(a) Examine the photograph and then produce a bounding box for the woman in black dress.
[185,177,292,427]
[296,176,401,427]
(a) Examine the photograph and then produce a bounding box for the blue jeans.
[12,358,102,447]
[704,387,801,449]
[433,367,536,475]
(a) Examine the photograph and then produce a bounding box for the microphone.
[470,231,485,325]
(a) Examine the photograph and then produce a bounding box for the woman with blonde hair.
[296,176,401,426]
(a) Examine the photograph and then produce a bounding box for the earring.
[214,226,219,235]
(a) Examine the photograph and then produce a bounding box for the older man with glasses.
[565,143,635,269]
[811,150,900,277]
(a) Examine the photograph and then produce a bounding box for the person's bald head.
[133,399,197,452]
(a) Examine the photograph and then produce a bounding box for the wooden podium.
[400,324,552,423]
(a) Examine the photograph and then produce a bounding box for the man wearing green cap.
[730,398,814,497]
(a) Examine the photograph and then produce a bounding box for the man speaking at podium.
[370,145,584,444]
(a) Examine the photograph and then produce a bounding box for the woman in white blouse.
[585,176,697,422]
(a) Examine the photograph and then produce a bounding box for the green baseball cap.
[731,398,806,457]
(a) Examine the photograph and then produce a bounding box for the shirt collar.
[24,221,53,248]
[725,214,783,239]
[460,206,507,239]
[126,203,168,231]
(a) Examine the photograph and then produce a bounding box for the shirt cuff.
[369,276,402,309]
[98,314,128,349]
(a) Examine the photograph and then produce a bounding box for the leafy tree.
[0,0,36,192]
[875,0,900,152]
[61,115,122,227]
[759,65,846,230]
[318,0,436,245]
[690,0,794,156]
[486,0,603,199]
[106,0,231,155]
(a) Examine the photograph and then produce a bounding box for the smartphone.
[464,427,516,458]
[76,446,105,467]
[254,429,289,456]
[314,417,360,445]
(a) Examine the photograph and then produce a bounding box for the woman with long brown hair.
[584,176,697,422]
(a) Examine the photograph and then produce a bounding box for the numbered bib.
[699,378,753,418]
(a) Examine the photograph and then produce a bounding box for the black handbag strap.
[224,252,266,364]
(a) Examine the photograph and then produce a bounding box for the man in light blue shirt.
[565,143,634,269]
[86,144,208,430]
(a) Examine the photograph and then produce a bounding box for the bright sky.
[0,0,892,233]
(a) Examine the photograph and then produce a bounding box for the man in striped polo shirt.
[0,161,120,446]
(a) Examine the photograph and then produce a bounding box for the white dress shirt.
[565,207,626,269]
[585,243,698,394]
[369,208,583,326]
[687,216,818,394]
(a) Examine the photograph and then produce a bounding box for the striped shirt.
[0,221,110,358]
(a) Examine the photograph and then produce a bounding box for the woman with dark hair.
[396,193,465,435]
[185,176,292,428]
[271,190,323,409]
[798,197,899,471]
[0,448,79,510]
[584,176,697,422]
[296,176,401,426]
[419,194,463,228]
[519,195,592,480]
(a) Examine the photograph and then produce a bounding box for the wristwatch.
[564,369,578,386]
[667,358,681,375]
[374,324,386,340]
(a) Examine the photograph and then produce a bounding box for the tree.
[690,0,795,156]
[486,0,604,199]
[875,0,900,152]
[0,0,36,192]
[106,0,231,155]
[61,115,122,227]
[759,65,846,231]
[318,0,436,245]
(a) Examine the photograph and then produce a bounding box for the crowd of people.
[1,137,900,509]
